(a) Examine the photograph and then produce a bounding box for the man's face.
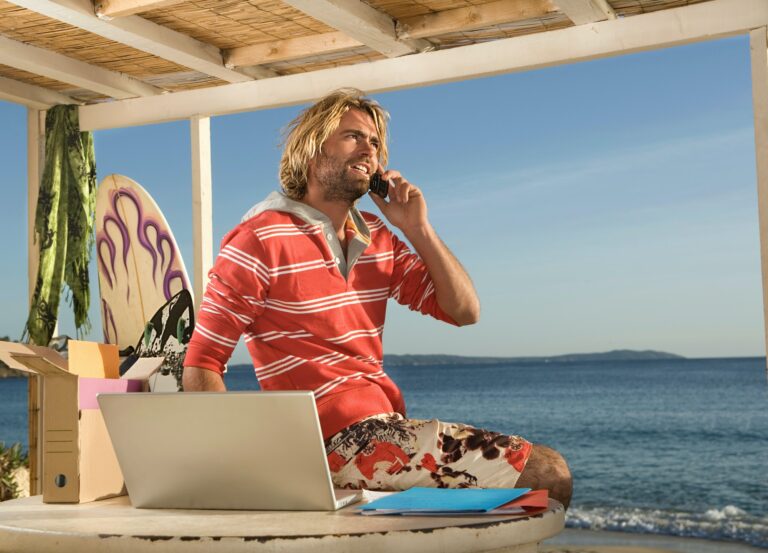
[310,109,381,204]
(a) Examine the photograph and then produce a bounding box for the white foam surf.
[566,505,768,548]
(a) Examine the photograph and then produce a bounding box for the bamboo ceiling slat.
[141,1,337,51]
[611,0,713,16]
[139,11,267,50]
[0,63,104,102]
[0,63,69,91]
[0,0,189,80]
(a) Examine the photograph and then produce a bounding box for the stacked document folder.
[358,487,548,516]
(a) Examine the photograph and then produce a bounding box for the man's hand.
[182,366,227,391]
[369,170,427,234]
[369,170,480,326]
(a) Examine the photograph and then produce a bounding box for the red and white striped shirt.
[184,192,456,439]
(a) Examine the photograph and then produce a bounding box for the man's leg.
[516,444,573,509]
[327,414,573,509]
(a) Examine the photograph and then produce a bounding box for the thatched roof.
[0,0,716,109]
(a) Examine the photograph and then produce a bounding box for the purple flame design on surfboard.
[96,185,190,344]
[101,299,117,345]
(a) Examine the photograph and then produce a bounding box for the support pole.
[749,27,768,373]
[27,109,44,312]
[190,115,212,313]
[26,108,45,496]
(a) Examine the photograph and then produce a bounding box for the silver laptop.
[97,391,362,511]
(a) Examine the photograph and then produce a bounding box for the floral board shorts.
[324,413,533,491]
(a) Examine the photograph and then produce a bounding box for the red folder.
[496,489,549,515]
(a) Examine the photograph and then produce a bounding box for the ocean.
[1,357,766,548]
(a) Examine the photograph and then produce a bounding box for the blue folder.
[359,487,531,515]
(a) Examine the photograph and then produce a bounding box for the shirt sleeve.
[183,224,269,375]
[388,231,458,326]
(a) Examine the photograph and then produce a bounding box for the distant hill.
[0,364,26,379]
[224,349,685,373]
[0,336,26,378]
[0,350,29,378]
[0,348,686,378]
[0,335,67,378]
[382,349,685,367]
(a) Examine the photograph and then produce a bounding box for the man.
[183,89,572,507]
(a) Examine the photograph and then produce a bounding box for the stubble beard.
[314,151,368,205]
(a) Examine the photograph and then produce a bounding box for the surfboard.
[95,174,192,352]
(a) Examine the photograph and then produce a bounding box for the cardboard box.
[69,340,120,379]
[0,341,70,496]
[9,341,143,504]
[0,341,68,374]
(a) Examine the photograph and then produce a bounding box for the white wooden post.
[190,115,212,313]
[26,109,44,306]
[749,27,768,370]
[26,107,45,496]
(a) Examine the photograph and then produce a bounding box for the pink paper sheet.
[78,378,142,409]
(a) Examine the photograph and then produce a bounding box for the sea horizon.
[223,352,768,370]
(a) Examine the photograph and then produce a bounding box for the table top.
[0,494,565,553]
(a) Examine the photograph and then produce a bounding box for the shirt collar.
[242,191,371,243]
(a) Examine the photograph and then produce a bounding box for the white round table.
[0,495,564,553]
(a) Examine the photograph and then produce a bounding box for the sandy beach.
[542,544,758,553]
[539,545,673,553]
[543,529,766,553]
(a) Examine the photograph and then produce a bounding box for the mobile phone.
[369,172,389,199]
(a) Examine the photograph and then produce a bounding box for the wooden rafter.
[281,0,432,58]
[5,0,275,82]
[225,31,363,68]
[94,0,185,19]
[397,0,557,40]
[552,0,616,25]
[0,34,161,99]
[0,75,75,109]
[78,0,768,131]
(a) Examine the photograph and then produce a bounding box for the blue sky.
[0,35,763,362]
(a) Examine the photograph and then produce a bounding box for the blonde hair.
[279,88,390,200]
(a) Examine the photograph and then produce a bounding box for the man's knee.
[516,444,573,509]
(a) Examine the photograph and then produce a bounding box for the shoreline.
[543,529,767,553]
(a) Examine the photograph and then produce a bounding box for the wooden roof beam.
[397,0,558,40]
[225,31,362,68]
[0,34,162,98]
[94,0,185,19]
[281,0,432,58]
[0,75,76,109]
[552,0,616,25]
[5,0,276,82]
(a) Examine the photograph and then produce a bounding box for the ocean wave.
[567,505,768,548]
